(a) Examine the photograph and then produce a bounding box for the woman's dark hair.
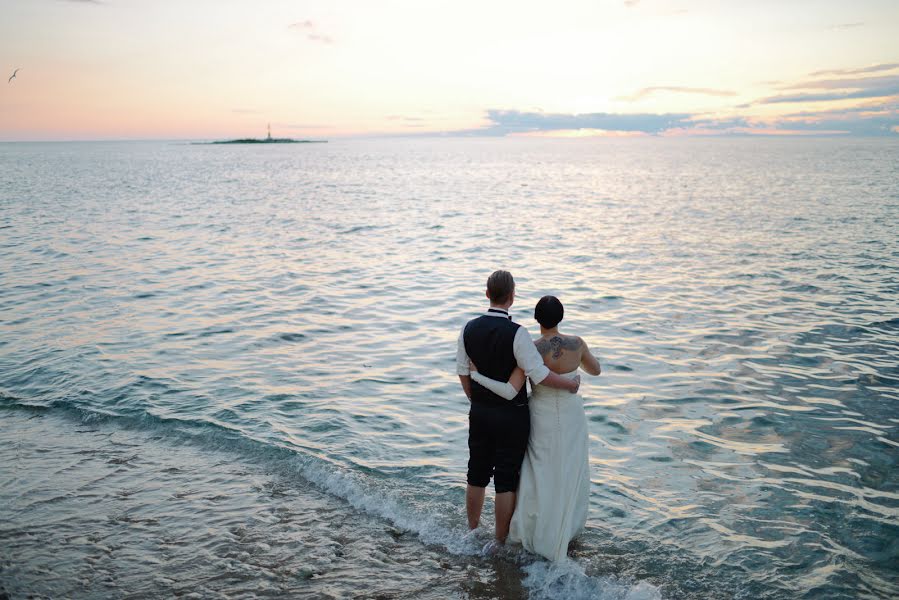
[534,296,564,329]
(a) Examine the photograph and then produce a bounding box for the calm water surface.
[1,137,897,599]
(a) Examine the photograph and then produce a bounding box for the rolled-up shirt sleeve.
[513,328,550,383]
[456,326,471,376]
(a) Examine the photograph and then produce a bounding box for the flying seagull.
[8,68,20,84]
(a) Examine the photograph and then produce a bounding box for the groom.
[456,270,580,545]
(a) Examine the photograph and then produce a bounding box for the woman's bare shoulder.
[564,334,584,350]
[534,334,583,358]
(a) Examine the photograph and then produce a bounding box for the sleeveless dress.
[509,369,590,561]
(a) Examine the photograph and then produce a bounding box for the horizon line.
[3,131,899,143]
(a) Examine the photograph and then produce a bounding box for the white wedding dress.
[509,369,590,561]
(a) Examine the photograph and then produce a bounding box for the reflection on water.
[1,137,897,599]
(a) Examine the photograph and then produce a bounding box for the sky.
[1,0,898,140]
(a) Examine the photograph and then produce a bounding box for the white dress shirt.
[456,308,550,384]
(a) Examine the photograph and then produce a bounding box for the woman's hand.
[569,375,581,394]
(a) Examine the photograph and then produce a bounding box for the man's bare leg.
[494,491,516,542]
[466,484,486,530]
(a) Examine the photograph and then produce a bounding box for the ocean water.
[1,137,897,599]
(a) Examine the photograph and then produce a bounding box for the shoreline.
[0,405,660,599]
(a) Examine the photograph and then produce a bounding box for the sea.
[1,137,897,599]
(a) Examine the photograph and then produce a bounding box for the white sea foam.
[291,453,663,598]
[288,453,485,555]
[522,560,663,600]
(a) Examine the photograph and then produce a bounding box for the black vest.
[463,314,528,405]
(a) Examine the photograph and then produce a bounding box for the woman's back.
[534,333,587,375]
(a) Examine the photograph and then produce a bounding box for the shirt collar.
[485,307,511,319]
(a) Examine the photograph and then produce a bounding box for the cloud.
[457,109,692,136]
[781,74,899,91]
[387,116,427,128]
[681,107,898,136]
[830,22,864,30]
[758,76,899,104]
[765,114,897,136]
[719,95,897,135]
[436,104,897,137]
[306,34,333,44]
[288,20,334,44]
[435,76,899,138]
[618,86,737,101]
[387,115,426,122]
[624,0,640,6]
[749,71,899,105]
[758,87,899,104]
[687,116,752,130]
[779,100,898,119]
[809,63,899,77]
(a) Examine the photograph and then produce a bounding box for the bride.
[469,295,601,561]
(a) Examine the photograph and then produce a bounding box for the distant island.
[204,124,326,145]
[212,138,326,144]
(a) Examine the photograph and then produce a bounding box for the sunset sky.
[1,0,898,140]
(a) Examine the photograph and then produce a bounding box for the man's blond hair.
[486,270,515,305]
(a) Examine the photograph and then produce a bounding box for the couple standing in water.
[456,270,601,561]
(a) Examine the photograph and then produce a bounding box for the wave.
[523,561,662,600]
[0,394,663,599]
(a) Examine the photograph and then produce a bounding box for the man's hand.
[469,360,478,372]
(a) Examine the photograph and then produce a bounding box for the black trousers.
[467,400,530,494]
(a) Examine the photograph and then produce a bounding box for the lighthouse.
[266,123,272,141]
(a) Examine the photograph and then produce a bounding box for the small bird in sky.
[8,68,20,84]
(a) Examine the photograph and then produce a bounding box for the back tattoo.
[535,336,582,359]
